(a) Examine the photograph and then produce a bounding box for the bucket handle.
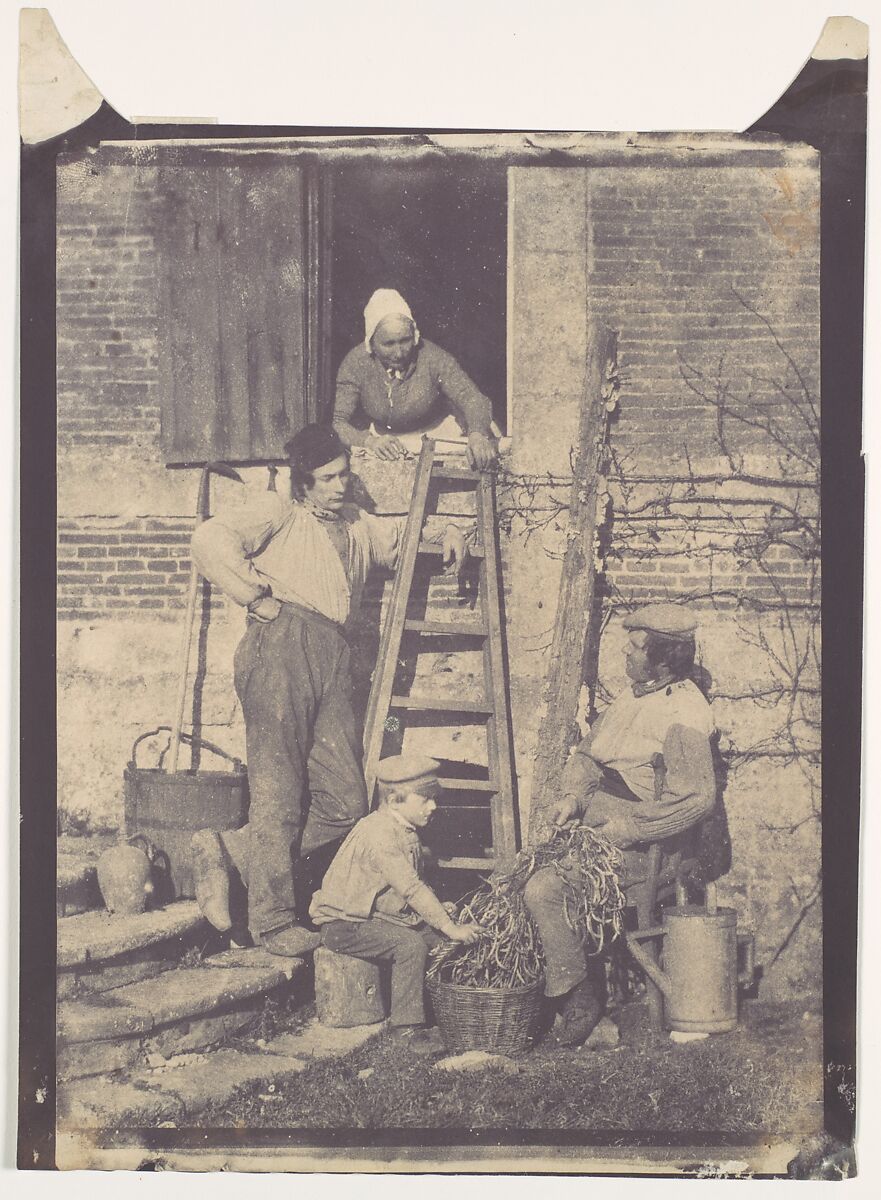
[126,832,158,862]
[128,726,243,773]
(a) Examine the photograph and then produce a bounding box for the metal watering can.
[626,883,755,1034]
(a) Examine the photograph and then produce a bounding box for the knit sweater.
[333,339,493,447]
[562,679,716,843]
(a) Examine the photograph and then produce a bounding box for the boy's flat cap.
[377,753,441,791]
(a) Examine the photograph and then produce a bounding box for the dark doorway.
[330,162,508,431]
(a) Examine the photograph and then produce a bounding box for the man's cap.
[377,753,441,794]
[284,423,346,471]
[623,602,698,640]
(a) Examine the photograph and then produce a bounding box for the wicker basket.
[428,977,545,1056]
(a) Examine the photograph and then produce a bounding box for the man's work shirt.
[309,807,450,930]
[191,491,404,629]
[333,338,493,447]
[562,679,716,844]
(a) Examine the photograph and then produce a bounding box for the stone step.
[57,946,306,1081]
[56,834,115,917]
[57,901,210,999]
[57,1018,384,1130]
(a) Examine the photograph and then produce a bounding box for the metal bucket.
[661,905,753,1034]
[123,728,248,902]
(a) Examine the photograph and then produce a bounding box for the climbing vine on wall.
[496,294,821,977]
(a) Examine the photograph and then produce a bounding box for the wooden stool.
[313,947,387,1027]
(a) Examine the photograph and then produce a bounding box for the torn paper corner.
[19,8,106,144]
[811,17,868,61]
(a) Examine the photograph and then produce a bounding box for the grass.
[195,999,823,1135]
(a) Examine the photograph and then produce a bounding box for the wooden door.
[156,154,330,464]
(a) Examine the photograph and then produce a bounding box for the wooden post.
[313,948,387,1028]
[528,318,618,844]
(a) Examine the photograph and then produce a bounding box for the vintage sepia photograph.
[16,5,867,1181]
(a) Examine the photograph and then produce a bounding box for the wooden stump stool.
[314,947,387,1027]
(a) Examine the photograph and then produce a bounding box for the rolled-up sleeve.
[191,493,287,607]
[361,512,406,572]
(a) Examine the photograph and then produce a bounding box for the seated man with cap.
[332,288,499,470]
[524,602,716,1046]
[189,425,469,957]
[310,753,482,1052]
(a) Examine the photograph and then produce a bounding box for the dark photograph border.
[18,31,865,1176]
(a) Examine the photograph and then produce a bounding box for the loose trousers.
[524,866,609,1001]
[524,785,644,1002]
[320,919,442,1026]
[233,603,368,938]
[527,769,699,1010]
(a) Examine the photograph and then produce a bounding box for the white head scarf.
[363,289,420,352]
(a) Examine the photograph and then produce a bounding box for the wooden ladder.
[362,439,519,871]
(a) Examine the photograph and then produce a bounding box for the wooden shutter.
[156,155,328,464]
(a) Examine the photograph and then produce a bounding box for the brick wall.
[603,486,819,612]
[56,488,817,622]
[57,161,161,452]
[507,156,821,999]
[509,161,819,611]
[607,541,817,609]
[586,164,820,458]
[58,152,819,624]
[56,518,225,621]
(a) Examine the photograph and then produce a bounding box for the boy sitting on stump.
[310,754,482,1052]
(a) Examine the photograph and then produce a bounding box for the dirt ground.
[194,997,823,1136]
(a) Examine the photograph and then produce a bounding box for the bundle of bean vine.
[427,825,626,990]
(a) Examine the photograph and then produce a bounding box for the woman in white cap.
[332,288,499,470]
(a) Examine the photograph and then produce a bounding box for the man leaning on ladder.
[188,423,468,956]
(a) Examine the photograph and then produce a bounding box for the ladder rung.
[435,856,496,871]
[389,695,493,714]
[363,440,518,866]
[403,620,487,637]
[431,465,481,482]
[431,804,488,817]
[439,778,497,792]
[417,541,485,559]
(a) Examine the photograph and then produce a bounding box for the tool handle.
[166,461,245,774]
[168,563,200,773]
[651,752,666,805]
[737,931,755,987]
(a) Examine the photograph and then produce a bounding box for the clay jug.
[97,835,156,915]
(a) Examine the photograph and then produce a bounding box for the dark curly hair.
[287,450,350,501]
[644,632,696,682]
